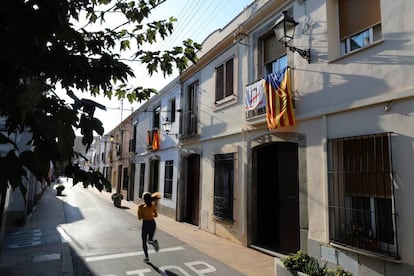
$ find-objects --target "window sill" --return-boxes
[246,114,267,125]
[330,242,401,263]
[214,95,238,111]
[213,216,235,224]
[328,39,384,64]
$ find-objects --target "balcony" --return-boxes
[146,129,160,151]
[180,109,198,138]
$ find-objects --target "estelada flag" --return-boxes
[264,67,295,129]
[152,129,160,150]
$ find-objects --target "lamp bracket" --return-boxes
[287,46,311,63]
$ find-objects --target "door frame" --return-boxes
[247,132,308,255]
[177,150,201,225]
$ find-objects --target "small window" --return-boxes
[269,55,288,75]
[339,0,382,55]
[153,105,160,129]
[163,160,173,199]
[215,58,234,103]
[328,133,398,258]
[169,98,176,123]
[213,153,235,221]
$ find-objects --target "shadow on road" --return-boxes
[148,262,179,276]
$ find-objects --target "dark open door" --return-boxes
[149,159,159,193]
[185,154,200,226]
[253,142,300,254]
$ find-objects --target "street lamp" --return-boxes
[162,118,178,138]
[272,10,311,63]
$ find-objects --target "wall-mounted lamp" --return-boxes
[162,118,178,138]
[273,10,311,63]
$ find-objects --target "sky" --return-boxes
[81,0,254,134]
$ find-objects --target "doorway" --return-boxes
[185,154,200,226]
[149,159,159,193]
[252,142,300,254]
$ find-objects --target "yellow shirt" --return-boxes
[138,203,157,220]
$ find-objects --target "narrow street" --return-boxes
[59,179,245,276]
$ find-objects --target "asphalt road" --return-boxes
[59,184,245,276]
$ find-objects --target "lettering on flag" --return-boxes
[245,79,265,111]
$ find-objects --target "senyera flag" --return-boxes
[264,67,295,129]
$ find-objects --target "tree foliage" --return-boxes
[0,0,201,195]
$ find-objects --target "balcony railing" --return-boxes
[180,109,197,138]
[129,138,136,153]
[246,106,266,119]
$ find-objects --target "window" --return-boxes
[122,167,128,190]
[163,160,173,199]
[339,0,382,55]
[264,36,287,75]
[169,98,176,123]
[213,153,235,221]
[215,58,234,103]
[139,163,145,198]
[129,124,137,153]
[269,55,287,75]
[328,133,398,257]
[246,55,287,119]
[153,105,160,129]
[182,81,198,137]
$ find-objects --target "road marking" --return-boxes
[32,253,61,262]
[57,225,69,243]
[8,229,42,248]
[85,246,185,262]
[126,268,152,275]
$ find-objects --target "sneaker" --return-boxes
[153,240,159,252]
[143,257,149,263]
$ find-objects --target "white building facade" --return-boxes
[132,78,181,218]
[177,0,414,275]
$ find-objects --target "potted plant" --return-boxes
[275,250,352,276]
[111,193,123,207]
[56,185,65,196]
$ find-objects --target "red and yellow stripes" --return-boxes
[264,67,295,129]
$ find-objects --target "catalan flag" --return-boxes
[264,67,295,129]
[152,129,160,150]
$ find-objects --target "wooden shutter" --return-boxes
[215,64,224,101]
[225,58,233,97]
[264,34,286,65]
[339,0,381,39]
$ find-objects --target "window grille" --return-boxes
[163,160,173,199]
[213,153,235,221]
[328,133,398,258]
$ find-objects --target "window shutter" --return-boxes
[225,59,233,97]
[339,0,381,39]
[215,64,224,101]
[264,35,286,66]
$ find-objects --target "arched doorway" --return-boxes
[252,142,300,254]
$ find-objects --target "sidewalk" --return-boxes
[90,188,275,276]
[0,182,275,276]
[0,184,73,276]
